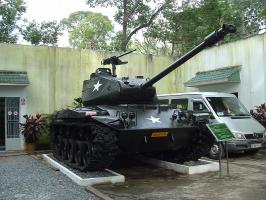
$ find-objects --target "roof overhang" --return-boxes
[184,66,241,87]
[0,71,29,86]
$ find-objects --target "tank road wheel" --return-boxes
[82,143,91,167]
[62,138,69,160]
[54,136,62,158]
[67,139,75,163]
[74,141,83,166]
[83,127,119,171]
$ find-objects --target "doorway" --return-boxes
[0,98,5,150]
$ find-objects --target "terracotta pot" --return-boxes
[25,143,36,152]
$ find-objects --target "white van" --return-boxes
[158,92,266,159]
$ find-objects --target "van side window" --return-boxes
[171,99,188,110]
[158,99,169,105]
[193,101,208,112]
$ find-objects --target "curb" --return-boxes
[42,154,125,186]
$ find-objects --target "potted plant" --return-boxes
[20,114,46,152]
[251,103,266,127]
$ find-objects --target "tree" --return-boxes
[147,0,264,57]
[61,11,113,50]
[21,20,62,46]
[0,0,26,43]
[259,8,266,18]
[40,21,62,45]
[87,0,173,51]
[20,21,42,45]
[133,29,168,55]
[230,0,265,35]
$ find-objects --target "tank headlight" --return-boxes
[233,132,246,140]
[121,112,128,120]
[129,112,136,120]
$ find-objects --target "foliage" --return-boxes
[146,0,265,57]
[20,20,62,46]
[20,114,47,144]
[133,30,168,55]
[230,0,265,35]
[86,0,173,51]
[251,103,266,127]
[0,0,26,43]
[61,11,113,50]
[259,8,266,17]
[259,8,266,18]
[35,113,52,150]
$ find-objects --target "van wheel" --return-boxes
[244,149,259,155]
[208,142,225,160]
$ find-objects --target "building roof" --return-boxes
[184,66,241,87]
[0,71,29,85]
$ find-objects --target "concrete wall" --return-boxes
[0,44,174,114]
[0,32,265,114]
[174,33,266,110]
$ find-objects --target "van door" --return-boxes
[191,98,218,122]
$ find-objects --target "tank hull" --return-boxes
[51,104,214,171]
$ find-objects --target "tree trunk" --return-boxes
[121,0,128,51]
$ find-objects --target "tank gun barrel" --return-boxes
[117,49,136,58]
[101,49,136,65]
[141,24,236,89]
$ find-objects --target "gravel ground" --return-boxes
[0,155,100,200]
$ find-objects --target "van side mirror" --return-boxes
[250,109,254,115]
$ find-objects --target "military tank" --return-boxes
[51,24,236,171]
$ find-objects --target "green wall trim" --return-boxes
[184,66,241,87]
[0,71,29,85]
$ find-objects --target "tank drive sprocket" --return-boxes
[52,122,119,171]
[171,125,214,163]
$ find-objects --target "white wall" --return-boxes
[178,33,266,110]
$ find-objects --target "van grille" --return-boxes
[245,133,263,139]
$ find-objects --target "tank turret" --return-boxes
[82,24,236,106]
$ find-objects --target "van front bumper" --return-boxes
[226,138,266,152]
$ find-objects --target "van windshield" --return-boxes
[206,97,250,117]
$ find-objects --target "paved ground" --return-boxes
[96,150,266,200]
[1,150,266,200]
[0,155,100,200]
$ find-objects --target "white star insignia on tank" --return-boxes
[147,116,161,123]
[93,81,103,92]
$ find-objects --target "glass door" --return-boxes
[5,97,21,151]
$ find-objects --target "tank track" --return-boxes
[151,125,214,163]
[50,120,119,171]
[172,125,214,163]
